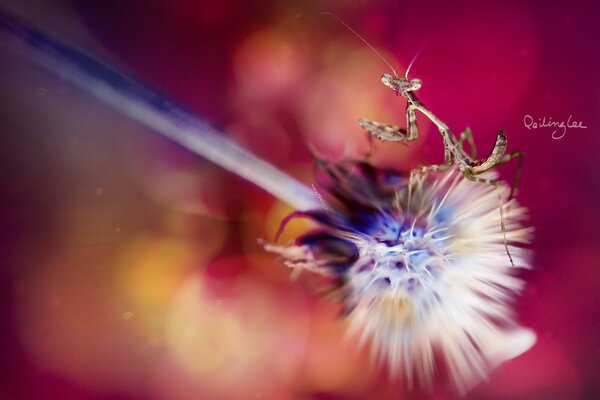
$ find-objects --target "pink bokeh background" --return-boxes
[1,0,599,399]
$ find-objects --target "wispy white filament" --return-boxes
[0,11,321,211]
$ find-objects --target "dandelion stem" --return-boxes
[0,10,320,210]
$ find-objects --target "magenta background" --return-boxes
[1,0,599,399]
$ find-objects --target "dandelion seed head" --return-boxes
[264,161,535,394]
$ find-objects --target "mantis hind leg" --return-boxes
[464,173,514,267]
[407,149,455,211]
[458,127,477,158]
[408,129,455,188]
[492,149,523,199]
[410,154,454,180]
[410,142,455,180]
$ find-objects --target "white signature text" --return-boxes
[523,114,587,140]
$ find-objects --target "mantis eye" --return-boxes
[381,73,394,86]
[410,79,422,91]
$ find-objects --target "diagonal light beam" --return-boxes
[0,9,320,211]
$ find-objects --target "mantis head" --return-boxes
[381,73,422,95]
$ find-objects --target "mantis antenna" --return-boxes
[404,40,430,79]
[320,12,398,77]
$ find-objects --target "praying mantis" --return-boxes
[359,72,523,266]
[359,73,523,199]
[321,12,524,265]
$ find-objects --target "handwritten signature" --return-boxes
[523,114,587,140]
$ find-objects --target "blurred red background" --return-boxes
[0,0,599,399]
